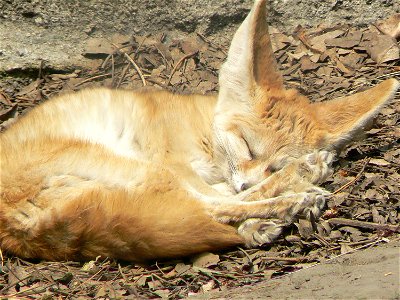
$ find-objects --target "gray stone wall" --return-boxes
[0,0,398,71]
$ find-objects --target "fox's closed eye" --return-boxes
[266,165,278,173]
[265,165,280,175]
[265,157,291,174]
[241,137,254,160]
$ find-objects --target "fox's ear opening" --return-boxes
[314,78,399,150]
[217,0,283,111]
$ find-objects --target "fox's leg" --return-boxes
[208,191,326,223]
[226,151,333,247]
[0,172,245,261]
[236,150,334,202]
[218,191,326,247]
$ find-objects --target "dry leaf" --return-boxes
[15,79,43,97]
[325,31,363,49]
[375,14,400,39]
[363,32,399,63]
[0,104,18,122]
[309,29,344,52]
[297,219,314,240]
[369,158,390,166]
[300,56,319,71]
[192,252,220,268]
[7,264,28,288]
[200,280,215,293]
[340,244,354,254]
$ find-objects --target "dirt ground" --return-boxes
[195,240,400,299]
[0,5,399,299]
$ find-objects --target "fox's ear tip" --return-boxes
[387,78,400,89]
[253,0,267,8]
[380,78,400,91]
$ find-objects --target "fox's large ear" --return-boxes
[217,0,283,110]
[315,78,399,150]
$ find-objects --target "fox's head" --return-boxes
[213,0,399,193]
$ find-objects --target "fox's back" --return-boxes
[1,88,217,162]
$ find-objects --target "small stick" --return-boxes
[75,73,112,87]
[111,54,115,84]
[333,158,370,194]
[262,256,310,263]
[116,64,130,88]
[327,218,400,233]
[327,237,380,251]
[123,52,147,86]
[237,247,253,267]
[0,248,3,267]
[118,264,128,282]
[197,269,222,289]
[5,283,54,297]
[312,233,331,247]
[109,42,147,87]
[196,32,227,55]
[295,27,323,54]
[168,51,198,85]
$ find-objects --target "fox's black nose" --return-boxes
[240,183,249,191]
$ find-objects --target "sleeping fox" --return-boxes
[0,0,398,262]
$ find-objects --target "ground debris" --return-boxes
[0,16,399,299]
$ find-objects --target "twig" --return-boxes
[130,265,174,276]
[108,41,147,87]
[327,237,381,251]
[312,233,331,247]
[5,283,55,297]
[197,269,222,289]
[237,247,253,267]
[168,51,198,85]
[66,260,110,296]
[116,64,130,88]
[376,71,400,79]
[134,36,147,57]
[101,43,133,69]
[0,248,3,268]
[262,256,310,263]
[327,218,400,233]
[111,54,115,84]
[118,264,128,282]
[123,52,147,86]
[333,158,370,194]
[294,26,323,54]
[196,32,227,56]
[155,262,167,276]
[74,73,112,87]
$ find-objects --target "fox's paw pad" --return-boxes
[299,151,335,184]
[293,192,327,220]
[306,150,334,166]
[238,218,285,247]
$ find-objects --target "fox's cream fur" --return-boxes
[0,0,399,262]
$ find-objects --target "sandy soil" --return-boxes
[195,240,400,300]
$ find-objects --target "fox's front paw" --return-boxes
[291,190,328,221]
[296,151,334,185]
[238,218,285,247]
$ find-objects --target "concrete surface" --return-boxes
[0,0,399,72]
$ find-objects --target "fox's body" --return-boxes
[1,0,399,262]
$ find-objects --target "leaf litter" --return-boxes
[0,14,399,299]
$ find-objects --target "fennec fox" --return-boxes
[0,0,398,262]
